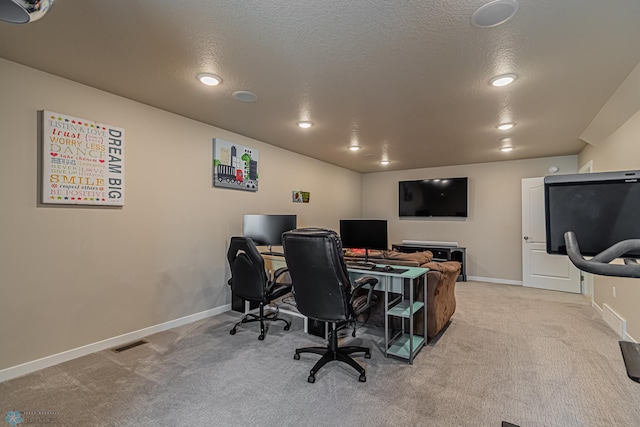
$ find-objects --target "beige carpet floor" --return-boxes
[1,281,639,426]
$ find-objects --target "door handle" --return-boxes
[523,236,529,241]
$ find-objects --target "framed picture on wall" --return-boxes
[212,138,259,192]
[42,110,125,206]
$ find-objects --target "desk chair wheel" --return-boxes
[258,334,265,341]
[308,374,315,383]
[364,352,371,359]
[229,328,236,335]
[284,324,290,331]
[294,352,300,360]
[359,373,366,383]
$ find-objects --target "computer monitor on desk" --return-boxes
[339,219,388,264]
[243,214,297,256]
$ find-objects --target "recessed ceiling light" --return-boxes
[500,137,513,143]
[497,122,515,130]
[197,73,222,86]
[380,160,390,165]
[349,145,361,151]
[500,146,513,152]
[297,121,313,129]
[490,73,517,87]
[232,91,257,102]
[471,0,519,28]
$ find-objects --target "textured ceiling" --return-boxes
[1,0,640,173]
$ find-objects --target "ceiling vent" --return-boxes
[0,0,55,24]
[233,91,258,103]
[471,0,519,28]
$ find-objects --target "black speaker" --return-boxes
[450,248,463,263]
[450,248,466,281]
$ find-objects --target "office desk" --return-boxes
[262,255,428,364]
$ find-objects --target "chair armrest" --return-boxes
[267,267,293,296]
[353,275,378,290]
[272,266,289,281]
[351,275,378,315]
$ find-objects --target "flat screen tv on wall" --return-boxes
[399,178,468,218]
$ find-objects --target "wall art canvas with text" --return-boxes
[42,110,125,206]
[212,138,259,191]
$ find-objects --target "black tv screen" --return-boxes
[399,178,468,217]
[339,219,388,251]
[242,214,297,247]
[545,170,640,257]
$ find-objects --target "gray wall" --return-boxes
[362,156,578,283]
[0,58,362,372]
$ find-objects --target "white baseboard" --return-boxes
[466,276,522,286]
[0,304,231,383]
[592,300,636,342]
[602,303,627,339]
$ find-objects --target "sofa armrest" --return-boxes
[418,261,461,339]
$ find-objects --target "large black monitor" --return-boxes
[399,177,468,217]
[544,170,640,258]
[339,219,388,263]
[242,214,297,254]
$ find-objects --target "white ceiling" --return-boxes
[1,0,640,173]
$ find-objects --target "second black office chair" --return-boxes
[282,228,378,383]
[227,236,292,340]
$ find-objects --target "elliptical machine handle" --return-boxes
[564,231,640,278]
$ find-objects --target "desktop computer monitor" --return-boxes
[242,214,297,253]
[339,219,388,263]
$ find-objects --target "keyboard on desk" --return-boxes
[345,262,376,270]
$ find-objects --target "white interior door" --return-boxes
[522,177,581,293]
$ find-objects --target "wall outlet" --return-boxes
[613,286,617,298]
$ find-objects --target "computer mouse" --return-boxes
[383,265,393,272]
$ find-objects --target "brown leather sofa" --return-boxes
[344,249,461,341]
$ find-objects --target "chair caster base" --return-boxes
[364,352,371,359]
[308,375,315,383]
[229,329,236,335]
[294,353,300,360]
[359,374,366,382]
[284,324,290,331]
[258,334,265,340]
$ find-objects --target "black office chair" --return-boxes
[282,228,378,383]
[227,236,292,340]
